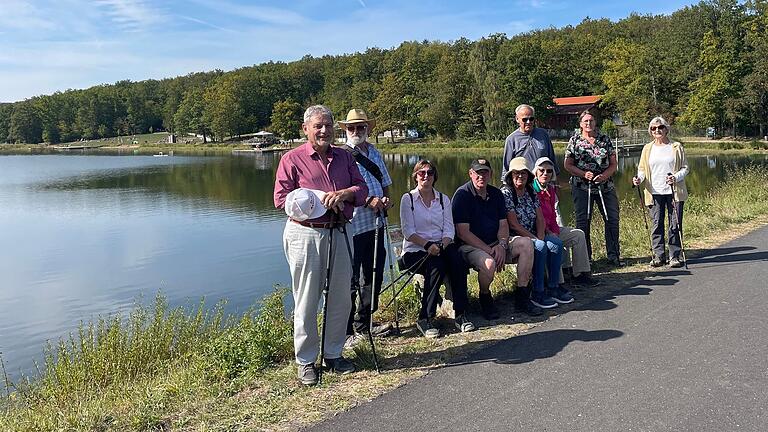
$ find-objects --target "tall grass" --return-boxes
[0,289,292,430]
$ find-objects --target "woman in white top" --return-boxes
[400,160,474,338]
[632,116,689,268]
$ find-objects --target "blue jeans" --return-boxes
[532,235,563,293]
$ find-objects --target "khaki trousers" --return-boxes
[283,220,352,365]
[558,226,591,283]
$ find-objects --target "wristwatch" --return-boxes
[499,239,508,250]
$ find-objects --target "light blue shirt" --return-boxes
[349,143,392,236]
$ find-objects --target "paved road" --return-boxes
[309,225,768,431]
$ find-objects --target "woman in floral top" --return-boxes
[564,110,622,266]
[501,157,571,309]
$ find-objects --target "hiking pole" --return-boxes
[382,211,400,333]
[586,178,592,220]
[318,212,336,386]
[667,173,689,269]
[367,212,382,373]
[633,183,655,260]
[339,221,380,373]
[597,183,620,264]
[380,253,431,309]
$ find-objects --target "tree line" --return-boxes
[1,0,766,145]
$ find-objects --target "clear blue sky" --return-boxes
[1,0,698,102]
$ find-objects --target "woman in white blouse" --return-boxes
[632,116,689,268]
[400,160,475,338]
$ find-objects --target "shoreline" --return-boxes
[2,154,768,431]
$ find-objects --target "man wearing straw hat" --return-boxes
[338,109,395,347]
[274,105,368,386]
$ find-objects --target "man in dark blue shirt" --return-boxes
[452,158,537,320]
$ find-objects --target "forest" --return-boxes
[0,0,766,144]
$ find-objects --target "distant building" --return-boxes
[546,95,603,137]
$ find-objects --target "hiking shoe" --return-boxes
[370,322,394,337]
[322,356,355,374]
[298,363,318,386]
[551,286,574,304]
[479,294,500,320]
[523,300,544,316]
[572,272,600,287]
[607,257,626,267]
[344,333,367,350]
[454,314,476,332]
[416,318,440,338]
[669,258,684,268]
[530,292,558,309]
[650,257,665,267]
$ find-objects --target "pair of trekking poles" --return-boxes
[318,210,412,384]
[586,179,619,265]
[633,173,688,269]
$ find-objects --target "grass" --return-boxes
[2,167,768,431]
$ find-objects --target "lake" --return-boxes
[1,149,766,379]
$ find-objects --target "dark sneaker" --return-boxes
[416,318,440,338]
[454,314,476,332]
[650,257,665,267]
[572,272,600,287]
[669,258,684,268]
[479,294,500,320]
[524,300,544,316]
[530,292,558,309]
[607,257,626,267]
[551,286,574,304]
[298,363,318,385]
[323,356,355,374]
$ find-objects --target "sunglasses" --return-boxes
[510,171,528,177]
[347,124,368,132]
[416,169,435,178]
[520,117,535,123]
[538,168,554,174]
[650,125,666,132]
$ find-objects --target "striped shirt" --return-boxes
[349,142,393,236]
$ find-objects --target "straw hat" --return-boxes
[504,157,533,183]
[338,109,376,129]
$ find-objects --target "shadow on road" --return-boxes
[449,328,624,366]
[685,245,768,267]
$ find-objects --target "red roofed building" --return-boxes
[546,95,603,133]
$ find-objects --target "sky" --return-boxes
[0,0,698,103]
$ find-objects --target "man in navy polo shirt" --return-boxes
[452,158,536,320]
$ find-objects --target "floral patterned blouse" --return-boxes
[501,185,539,234]
[564,133,616,191]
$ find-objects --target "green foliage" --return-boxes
[270,99,303,141]
[0,289,295,430]
[205,288,293,380]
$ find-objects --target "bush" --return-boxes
[205,288,292,379]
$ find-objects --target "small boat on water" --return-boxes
[153,151,172,157]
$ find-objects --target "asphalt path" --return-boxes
[308,225,768,432]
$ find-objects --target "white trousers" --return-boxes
[558,226,591,283]
[283,221,352,365]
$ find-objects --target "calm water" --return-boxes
[1,150,766,378]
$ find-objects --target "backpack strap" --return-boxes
[345,145,384,186]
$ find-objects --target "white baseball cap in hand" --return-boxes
[285,188,327,221]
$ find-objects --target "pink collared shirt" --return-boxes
[399,188,454,254]
[274,141,368,222]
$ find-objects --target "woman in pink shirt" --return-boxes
[399,160,474,338]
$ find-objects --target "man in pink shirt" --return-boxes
[274,105,368,385]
